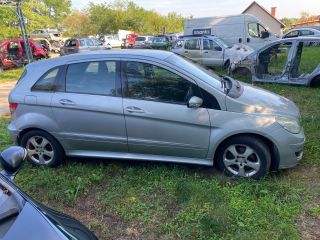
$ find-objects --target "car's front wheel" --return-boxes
[21,130,64,167]
[216,136,271,179]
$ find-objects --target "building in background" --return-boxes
[242,1,285,35]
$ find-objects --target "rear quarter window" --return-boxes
[32,67,61,92]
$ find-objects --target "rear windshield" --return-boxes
[135,37,146,41]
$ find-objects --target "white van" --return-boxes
[184,14,278,50]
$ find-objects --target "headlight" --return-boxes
[276,116,301,134]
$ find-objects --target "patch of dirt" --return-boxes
[298,210,320,240]
[60,184,157,240]
[291,165,320,240]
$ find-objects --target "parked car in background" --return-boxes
[0,39,48,70]
[282,28,320,39]
[233,37,320,87]
[150,35,171,50]
[132,36,153,49]
[172,35,253,69]
[34,38,52,53]
[60,38,111,56]
[121,33,139,48]
[0,146,98,240]
[30,29,62,42]
[184,14,278,50]
[8,50,304,179]
[99,35,122,48]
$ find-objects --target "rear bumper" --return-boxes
[7,122,19,144]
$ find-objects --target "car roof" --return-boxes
[27,50,174,68]
[289,27,320,32]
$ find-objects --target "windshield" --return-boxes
[135,37,146,41]
[153,37,167,43]
[215,38,231,48]
[167,54,222,91]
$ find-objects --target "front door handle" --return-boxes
[59,99,75,106]
[126,106,145,113]
[204,51,209,53]
[184,51,188,53]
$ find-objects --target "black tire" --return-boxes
[216,136,271,179]
[20,130,64,167]
[310,76,320,88]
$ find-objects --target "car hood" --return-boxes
[225,82,300,119]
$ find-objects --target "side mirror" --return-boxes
[215,46,222,51]
[187,96,203,108]
[0,146,27,180]
[261,31,270,39]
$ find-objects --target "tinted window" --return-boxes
[203,39,220,50]
[300,30,314,36]
[86,39,94,46]
[284,31,299,38]
[124,62,197,104]
[185,39,200,50]
[65,40,77,47]
[32,67,60,91]
[135,37,146,41]
[66,61,118,96]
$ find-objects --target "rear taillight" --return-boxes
[76,40,80,47]
[9,102,18,115]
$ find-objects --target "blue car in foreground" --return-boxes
[0,146,98,240]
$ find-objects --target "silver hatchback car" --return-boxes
[8,50,305,179]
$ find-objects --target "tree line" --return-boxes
[63,1,185,37]
[0,0,185,39]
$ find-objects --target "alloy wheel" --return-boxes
[223,144,261,177]
[25,136,55,165]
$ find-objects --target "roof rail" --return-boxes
[178,34,215,38]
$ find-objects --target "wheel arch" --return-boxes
[213,133,280,171]
[17,128,65,155]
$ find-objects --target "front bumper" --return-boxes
[277,128,305,169]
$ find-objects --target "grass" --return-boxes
[0,67,24,83]
[1,68,320,239]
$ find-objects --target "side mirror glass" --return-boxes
[0,146,27,177]
[261,31,270,39]
[187,96,203,108]
[215,46,222,51]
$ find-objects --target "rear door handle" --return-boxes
[126,106,145,113]
[59,99,75,106]
[204,51,208,53]
[184,51,188,53]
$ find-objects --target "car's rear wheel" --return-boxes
[216,136,271,179]
[21,130,64,167]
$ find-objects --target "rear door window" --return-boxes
[65,61,119,96]
[185,39,200,50]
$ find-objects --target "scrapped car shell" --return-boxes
[233,37,320,86]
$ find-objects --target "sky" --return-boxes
[71,0,320,19]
